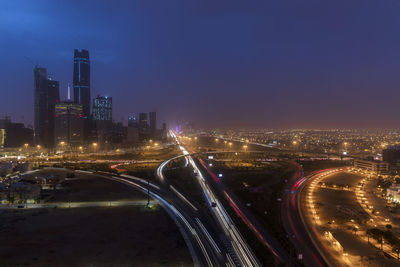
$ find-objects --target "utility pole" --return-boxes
[147,171,151,207]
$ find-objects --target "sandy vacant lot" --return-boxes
[0,173,193,267]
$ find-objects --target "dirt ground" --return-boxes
[0,172,193,267]
[310,172,399,266]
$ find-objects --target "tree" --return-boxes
[368,228,385,250]
[393,247,400,260]
[367,229,373,244]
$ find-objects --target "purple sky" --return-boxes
[1,1,400,129]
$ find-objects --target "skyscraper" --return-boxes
[128,115,138,128]
[73,49,90,117]
[149,111,157,132]
[55,101,84,146]
[93,96,112,144]
[93,96,112,121]
[34,67,60,148]
[139,113,148,130]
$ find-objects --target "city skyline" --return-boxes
[2,1,400,129]
[3,2,400,266]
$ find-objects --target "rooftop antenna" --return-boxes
[67,83,71,100]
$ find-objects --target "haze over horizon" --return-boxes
[1,0,400,129]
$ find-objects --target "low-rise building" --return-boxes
[387,184,400,203]
[0,182,41,203]
[354,159,389,174]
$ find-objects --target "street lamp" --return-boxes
[92,142,98,152]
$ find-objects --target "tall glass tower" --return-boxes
[34,67,60,148]
[73,49,90,117]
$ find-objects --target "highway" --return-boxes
[196,136,329,266]
[22,167,227,267]
[210,136,331,266]
[159,134,301,266]
[281,167,334,267]
[97,173,228,267]
[195,157,294,266]
[170,131,261,267]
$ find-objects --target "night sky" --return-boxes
[1,1,400,129]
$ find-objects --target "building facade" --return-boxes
[0,117,33,148]
[149,111,156,132]
[73,49,90,117]
[128,115,138,128]
[34,67,60,148]
[139,113,148,130]
[387,185,400,203]
[93,96,112,121]
[55,101,84,146]
[354,159,389,174]
[383,146,400,164]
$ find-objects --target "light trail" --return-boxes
[170,185,198,211]
[196,217,221,254]
[120,174,160,190]
[170,130,260,267]
[104,175,213,267]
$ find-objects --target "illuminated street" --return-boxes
[299,169,400,266]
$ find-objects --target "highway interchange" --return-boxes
[8,132,397,266]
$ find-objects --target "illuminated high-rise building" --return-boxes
[73,49,90,117]
[93,96,112,121]
[55,101,84,146]
[34,67,60,148]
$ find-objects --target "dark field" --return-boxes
[0,172,193,267]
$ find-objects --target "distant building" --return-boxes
[110,122,126,144]
[73,49,90,117]
[383,146,400,164]
[139,113,148,130]
[149,112,156,132]
[128,115,138,128]
[55,101,84,146]
[126,126,139,144]
[0,128,4,148]
[4,123,33,148]
[34,67,60,149]
[93,96,112,121]
[354,159,389,174]
[387,184,400,203]
[0,117,33,148]
[161,122,167,139]
[93,96,112,143]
